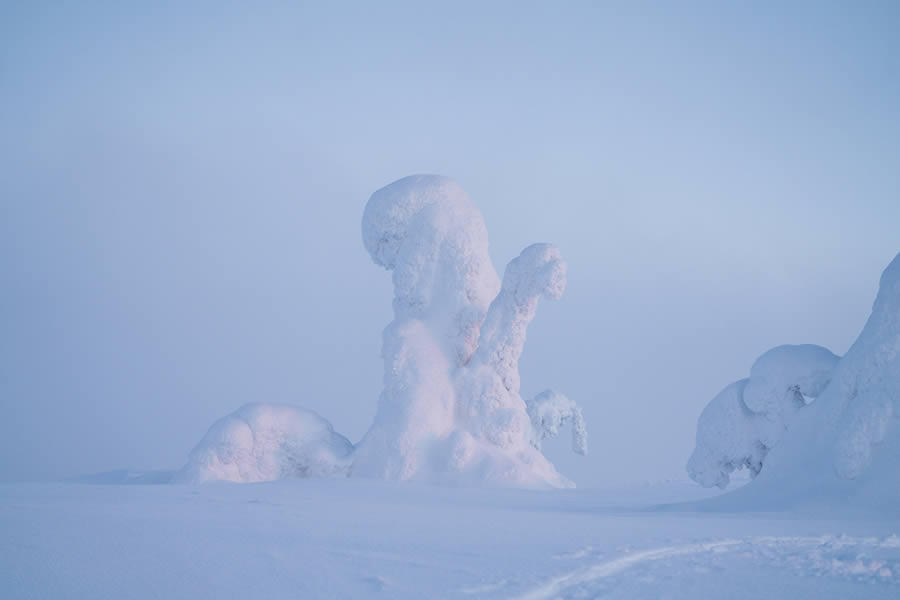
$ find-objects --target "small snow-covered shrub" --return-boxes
[176,403,353,484]
[527,390,588,455]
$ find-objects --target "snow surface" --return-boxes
[2,479,899,599]
[176,403,353,483]
[689,252,900,511]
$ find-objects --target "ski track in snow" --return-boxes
[511,540,742,600]
[510,535,900,600]
[4,482,899,599]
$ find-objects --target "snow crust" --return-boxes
[688,345,840,488]
[181,175,586,488]
[690,252,900,510]
[176,403,353,483]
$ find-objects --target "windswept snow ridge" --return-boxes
[182,175,586,488]
[176,403,353,483]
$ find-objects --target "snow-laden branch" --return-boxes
[360,174,500,365]
[830,253,900,481]
[472,243,566,395]
[687,344,840,488]
[527,390,588,455]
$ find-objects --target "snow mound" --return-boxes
[176,403,353,483]
[688,345,840,488]
[691,251,900,511]
[352,176,584,488]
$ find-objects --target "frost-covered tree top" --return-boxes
[181,175,586,488]
[690,252,900,510]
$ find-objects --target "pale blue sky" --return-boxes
[2,1,899,486]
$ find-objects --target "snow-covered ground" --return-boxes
[5,183,898,599]
[3,478,898,599]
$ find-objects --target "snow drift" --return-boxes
[689,252,900,510]
[181,175,586,487]
[176,403,353,483]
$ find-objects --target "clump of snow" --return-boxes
[743,345,840,420]
[527,390,588,455]
[176,403,353,483]
[360,174,500,366]
[687,345,840,488]
[353,175,584,488]
[688,379,764,489]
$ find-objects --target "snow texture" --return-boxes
[176,403,353,483]
[5,480,900,600]
[692,251,900,510]
[527,390,588,455]
[353,175,584,487]
[688,345,840,488]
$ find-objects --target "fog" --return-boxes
[2,1,899,487]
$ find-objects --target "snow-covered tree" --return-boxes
[687,345,840,488]
[353,175,586,487]
[176,403,353,483]
[826,253,900,482]
[689,252,900,510]
[181,175,587,488]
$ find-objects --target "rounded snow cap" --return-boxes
[361,174,472,269]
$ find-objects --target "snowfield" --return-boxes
[2,478,899,599]
[5,177,897,599]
